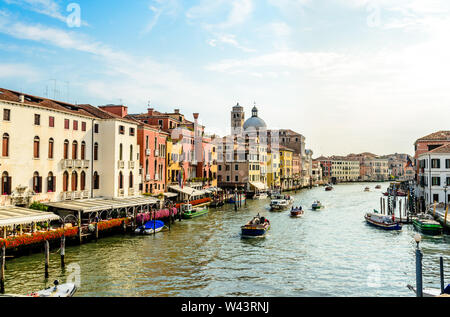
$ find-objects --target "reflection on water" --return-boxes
[3,183,450,297]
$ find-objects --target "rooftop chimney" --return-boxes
[174,109,180,114]
[148,108,154,116]
[193,113,199,120]
[19,94,25,103]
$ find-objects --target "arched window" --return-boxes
[33,171,42,193]
[63,140,69,159]
[63,171,69,192]
[145,159,149,175]
[94,143,98,161]
[33,136,40,159]
[47,172,55,193]
[71,171,78,191]
[2,133,9,157]
[130,145,133,161]
[48,138,54,159]
[119,172,123,189]
[72,141,78,159]
[1,172,11,195]
[129,171,133,188]
[119,143,123,161]
[80,171,86,191]
[93,172,100,190]
[81,141,86,160]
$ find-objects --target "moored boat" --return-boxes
[5,281,79,298]
[181,204,209,219]
[290,206,304,217]
[375,185,381,189]
[312,201,323,210]
[253,192,268,200]
[364,187,370,192]
[364,211,402,230]
[412,214,443,235]
[325,186,333,191]
[241,214,270,238]
[135,220,165,235]
[407,284,450,297]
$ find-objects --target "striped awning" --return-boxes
[0,207,60,227]
[250,182,268,190]
[169,185,206,197]
[44,197,159,213]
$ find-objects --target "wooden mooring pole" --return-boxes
[1,245,5,294]
[44,240,50,279]
[60,235,65,269]
[440,257,445,295]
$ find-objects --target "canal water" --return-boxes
[4,183,450,297]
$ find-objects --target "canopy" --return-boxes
[169,185,205,197]
[0,206,60,227]
[250,182,268,190]
[163,192,178,198]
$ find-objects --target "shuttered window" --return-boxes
[2,133,9,157]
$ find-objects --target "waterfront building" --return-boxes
[166,138,182,186]
[266,144,281,189]
[416,144,450,207]
[362,157,390,181]
[0,88,140,207]
[279,146,294,190]
[317,156,359,183]
[311,160,323,184]
[292,153,301,189]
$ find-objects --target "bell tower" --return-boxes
[231,102,245,135]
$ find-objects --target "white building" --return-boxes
[0,88,139,207]
[417,144,450,207]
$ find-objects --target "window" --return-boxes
[2,133,9,157]
[33,136,40,158]
[63,171,69,192]
[33,172,42,193]
[129,172,133,188]
[48,138,54,159]
[93,172,100,189]
[64,119,70,129]
[49,116,55,127]
[80,171,86,191]
[446,177,450,186]
[432,177,441,186]
[431,159,440,169]
[119,125,125,135]
[433,194,440,203]
[34,114,40,125]
[158,120,163,128]
[1,172,11,195]
[119,172,124,189]
[63,140,69,159]
[73,120,78,130]
[81,142,86,160]
[3,109,10,121]
[47,172,55,193]
[130,145,133,161]
[235,175,239,182]
[94,143,99,160]
[446,159,450,169]
[130,128,135,136]
[94,124,99,133]
[71,171,78,191]
[72,141,78,159]
[119,143,123,161]
[235,164,239,171]
[81,122,86,131]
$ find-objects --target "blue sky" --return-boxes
[1,0,450,156]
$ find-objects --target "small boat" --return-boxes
[270,199,289,211]
[407,284,450,297]
[365,211,402,230]
[241,214,270,238]
[253,192,268,200]
[412,214,443,235]
[375,185,381,189]
[1,281,77,298]
[312,201,323,210]
[181,204,209,219]
[290,207,304,217]
[210,199,225,208]
[364,187,370,192]
[135,220,165,235]
[325,186,333,191]
[228,196,246,204]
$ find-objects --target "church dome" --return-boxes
[243,105,267,131]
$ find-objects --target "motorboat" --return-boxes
[135,220,165,235]
[181,204,209,219]
[290,207,304,217]
[270,199,289,211]
[241,214,270,238]
[312,201,323,210]
[253,192,268,200]
[365,211,402,230]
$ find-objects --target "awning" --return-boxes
[0,207,60,227]
[163,192,178,198]
[169,185,196,196]
[44,197,159,214]
[250,182,268,190]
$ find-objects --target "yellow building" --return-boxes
[166,139,182,186]
[267,149,281,189]
[280,146,294,190]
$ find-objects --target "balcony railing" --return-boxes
[63,191,73,201]
[82,160,90,168]
[82,190,89,199]
[128,188,135,196]
[74,159,82,168]
[118,160,125,169]
[62,159,74,169]
[145,174,151,181]
[146,148,151,156]
[73,191,81,199]
[129,161,135,169]
[118,189,125,197]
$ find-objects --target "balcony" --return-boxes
[63,191,73,201]
[128,188,135,196]
[82,160,90,168]
[155,174,160,181]
[145,174,151,182]
[118,189,125,197]
[62,159,74,169]
[128,161,135,169]
[146,148,151,156]
[73,191,81,199]
[81,190,89,199]
[118,160,125,169]
[74,159,82,168]
[155,149,160,157]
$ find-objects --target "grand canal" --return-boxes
[4,183,450,297]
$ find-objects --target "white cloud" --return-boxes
[207,33,256,52]
[0,63,40,80]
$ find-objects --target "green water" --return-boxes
[3,183,450,297]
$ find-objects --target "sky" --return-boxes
[1,0,450,157]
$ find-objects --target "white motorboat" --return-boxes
[0,281,78,297]
[270,199,289,211]
[253,193,268,200]
[407,284,447,297]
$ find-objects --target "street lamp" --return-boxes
[444,185,448,210]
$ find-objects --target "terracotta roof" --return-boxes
[416,131,450,143]
[77,104,137,124]
[0,88,96,118]
[425,143,450,154]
